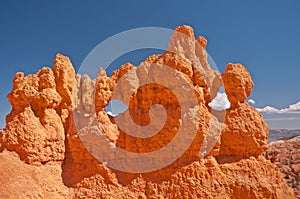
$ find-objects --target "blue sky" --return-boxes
[0,1,300,129]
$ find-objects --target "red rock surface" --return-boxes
[222,63,254,108]
[4,66,65,164]
[0,25,294,198]
[218,103,269,163]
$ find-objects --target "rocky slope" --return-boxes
[265,135,300,198]
[0,25,294,198]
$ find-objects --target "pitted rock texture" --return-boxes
[3,65,66,164]
[222,63,254,108]
[0,25,294,198]
[218,103,269,163]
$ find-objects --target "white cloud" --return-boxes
[257,101,300,114]
[248,99,256,105]
[280,101,300,113]
[105,100,128,117]
[208,93,231,111]
[106,111,117,117]
[256,106,279,114]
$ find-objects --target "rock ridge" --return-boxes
[0,25,294,198]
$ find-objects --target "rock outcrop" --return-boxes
[218,64,268,162]
[4,66,66,164]
[0,25,294,198]
[222,63,254,106]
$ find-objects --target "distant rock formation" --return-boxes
[265,135,300,198]
[269,129,300,143]
[0,25,294,198]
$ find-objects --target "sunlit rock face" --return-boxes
[0,26,294,199]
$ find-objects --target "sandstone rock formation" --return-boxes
[222,63,254,108]
[4,66,65,164]
[0,25,294,198]
[0,129,3,151]
[218,64,268,162]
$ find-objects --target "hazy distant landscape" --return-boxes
[269,129,300,143]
